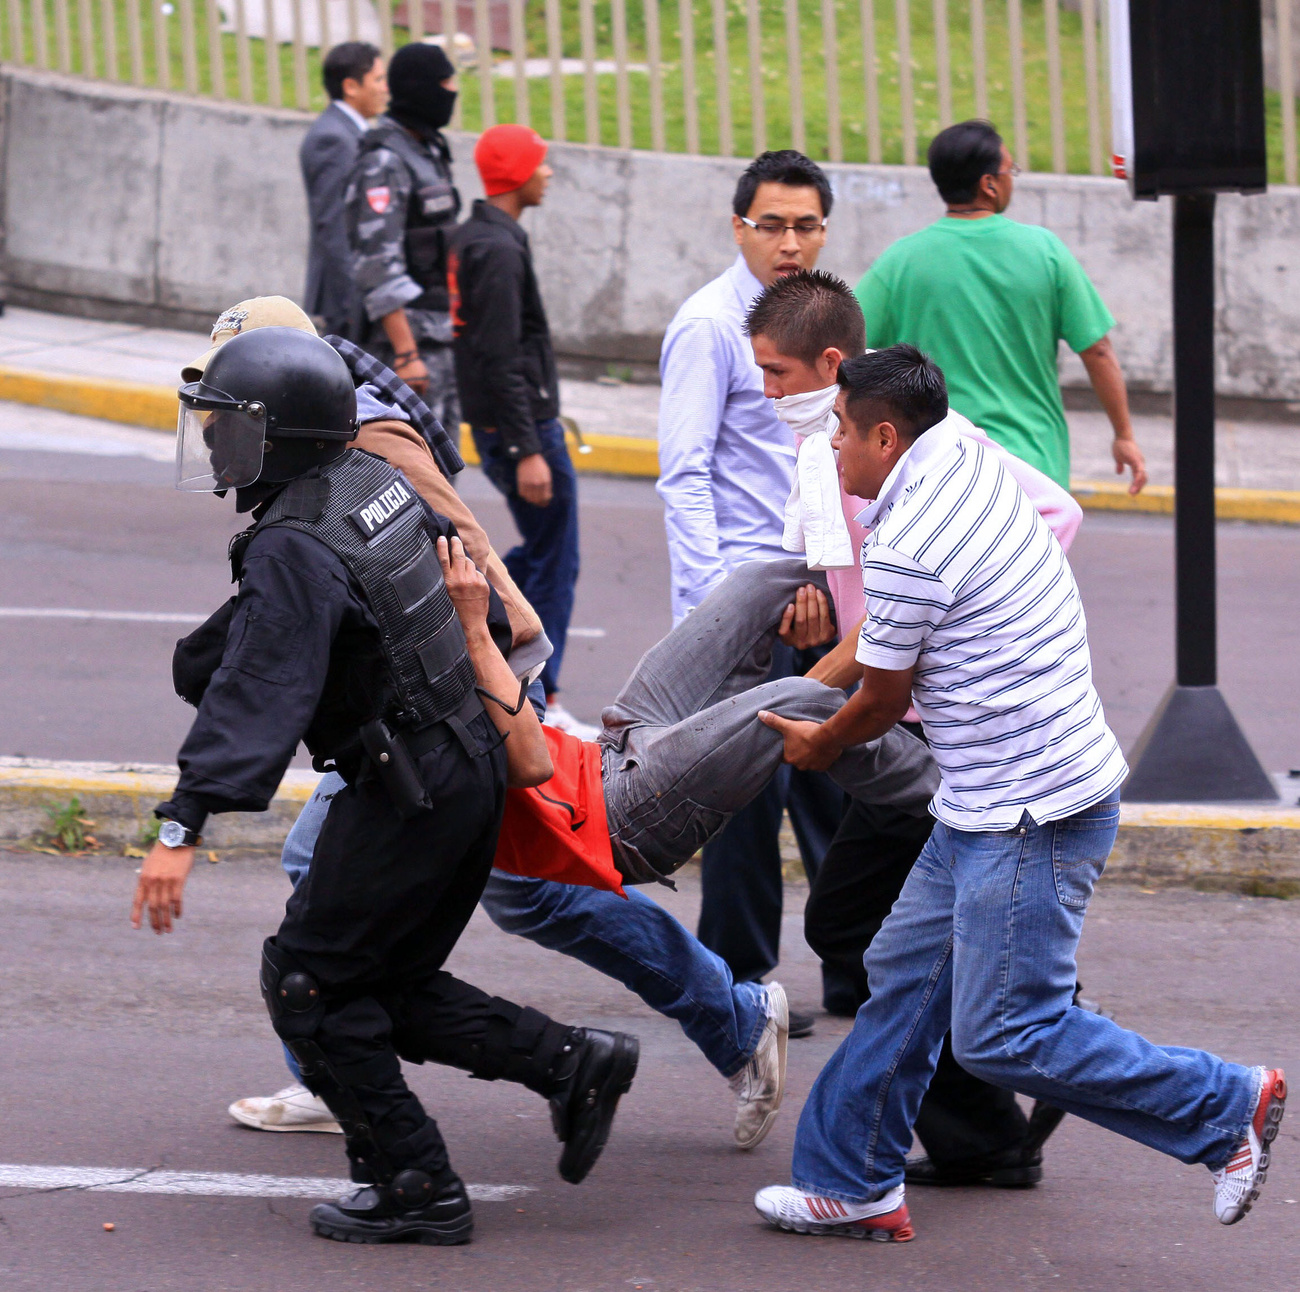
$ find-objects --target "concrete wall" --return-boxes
[5,66,1300,401]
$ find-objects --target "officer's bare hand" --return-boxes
[777,584,836,650]
[757,710,841,772]
[131,843,195,934]
[394,354,429,395]
[437,535,490,630]
[516,453,553,508]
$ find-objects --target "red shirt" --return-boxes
[493,724,626,897]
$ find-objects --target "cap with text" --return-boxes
[181,295,317,382]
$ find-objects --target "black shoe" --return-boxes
[788,1010,816,1039]
[904,1099,1067,1190]
[310,1175,473,1245]
[905,1146,1043,1189]
[550,1027,640,1184]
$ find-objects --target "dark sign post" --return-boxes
[1110,0,1278,802]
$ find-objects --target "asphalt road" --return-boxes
[2,439,1299,770]
[1,849,1297,1292]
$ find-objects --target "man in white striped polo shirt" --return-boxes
[753,346,1285,1243]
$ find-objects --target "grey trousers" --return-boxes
[599,559,940,884]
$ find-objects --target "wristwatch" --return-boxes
[158,819,202,849]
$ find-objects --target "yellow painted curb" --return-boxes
[0,364,177,431]
[1120,802,1300,830]
[1069,479,1300,524]
[458,422,659,478]
[0,762,319,804]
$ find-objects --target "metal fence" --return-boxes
[2,0,1297,181]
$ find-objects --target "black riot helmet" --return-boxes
[175,327,359,492]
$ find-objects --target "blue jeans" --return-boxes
[280,772,766,1081]
[792,794,1258,1203]
[479,870,766,1077]
[471,417,579,697]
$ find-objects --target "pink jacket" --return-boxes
[796,412,1083,640]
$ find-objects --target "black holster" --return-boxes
[360,717,433,820]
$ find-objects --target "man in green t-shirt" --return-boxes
[854,120,1146,492]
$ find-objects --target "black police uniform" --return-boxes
[161,328,637,1245]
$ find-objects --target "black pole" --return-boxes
[1122,194,1276,802]
[1171,194,1218,687]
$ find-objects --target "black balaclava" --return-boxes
[387,42,458,134]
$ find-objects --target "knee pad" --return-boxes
[260,941,407,1185]
[260,939,327,1042]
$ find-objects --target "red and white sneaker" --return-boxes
[754,1184,914,1242]
[1211,1067,1286,1225]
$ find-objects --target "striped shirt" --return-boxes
[853,415,1127,830]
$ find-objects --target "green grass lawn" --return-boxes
[5,0,1298,182]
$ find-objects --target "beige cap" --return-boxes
[182,296,318,383]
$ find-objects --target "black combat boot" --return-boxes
[548,1027,640,1184]
[310,1170,473,1245]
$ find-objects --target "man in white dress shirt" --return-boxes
[656,151,847,1026]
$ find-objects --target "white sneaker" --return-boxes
[228,1083,343,1134]
[754,1184,914,1242]
[1211,1067,1286,1225]
[729,982,788,1150]
[543,702,602,741]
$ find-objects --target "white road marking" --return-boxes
[0,1164,532,1201]
[566,627,607,638]
[0,607,205,624]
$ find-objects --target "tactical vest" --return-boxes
[362,120,460,313]
[256,449,477,732]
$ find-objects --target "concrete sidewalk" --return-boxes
[3,306,1300,516]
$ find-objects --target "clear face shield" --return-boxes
[175,384,270,492]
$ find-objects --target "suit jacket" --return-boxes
[300,101,366,336]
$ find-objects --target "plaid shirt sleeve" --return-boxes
[325,335,465,479]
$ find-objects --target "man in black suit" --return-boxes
[300,41,388,339]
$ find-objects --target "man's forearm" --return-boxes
[1080,338,1134,440]
[381,308,418,357]
[806,617,868,690]
[813,682,906,756]
[463,622,552,786]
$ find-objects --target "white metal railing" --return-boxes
[2,0,1296,181]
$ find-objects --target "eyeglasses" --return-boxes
[738,215,828,239]
[1000,162,1022,178]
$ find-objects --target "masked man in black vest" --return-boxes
[130,327,638,1247]
[345,41,462,432]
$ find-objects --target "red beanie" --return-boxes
[475,124,549,197]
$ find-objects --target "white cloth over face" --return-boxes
[775,385,855,571]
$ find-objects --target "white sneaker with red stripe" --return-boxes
[1211,1067,1286,1225]
[753,1184,914,1242]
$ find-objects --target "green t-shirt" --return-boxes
[854,215,1115,487]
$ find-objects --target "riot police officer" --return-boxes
[131,327,638,1247]
[345,41,462,432]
